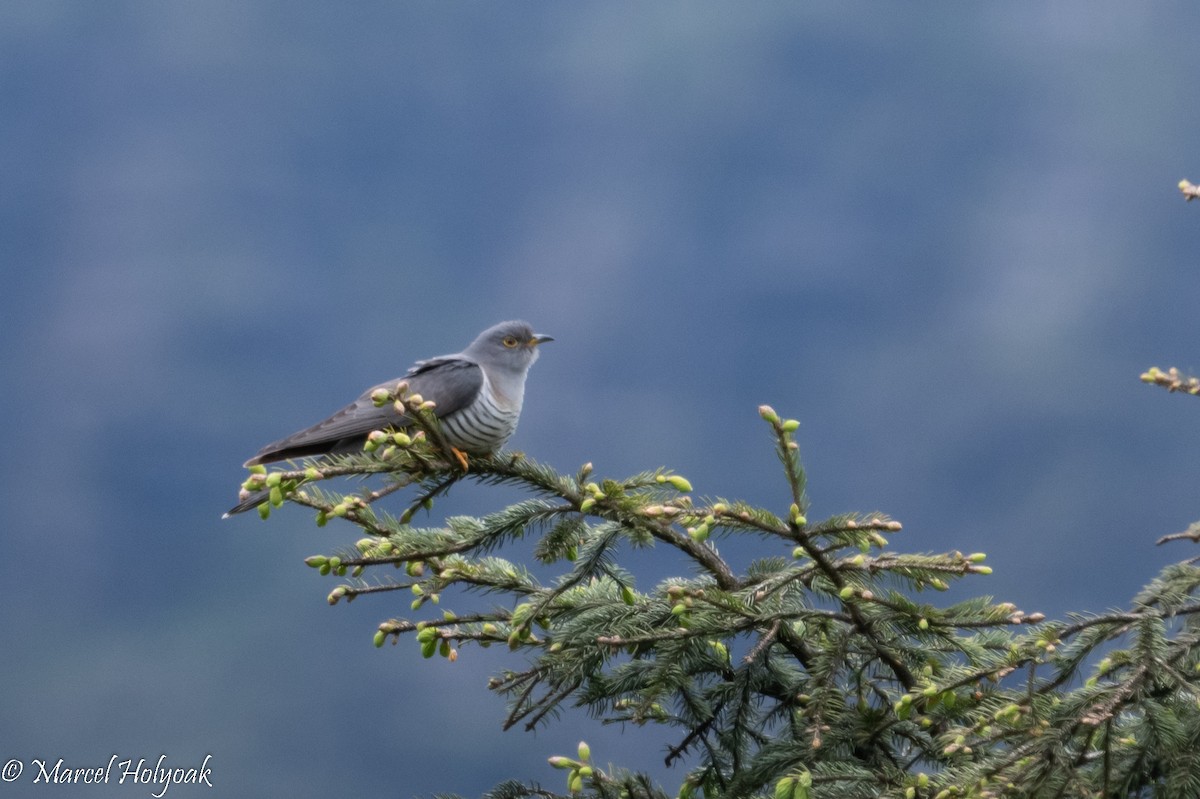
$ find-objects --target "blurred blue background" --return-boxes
[4,2,1200,795]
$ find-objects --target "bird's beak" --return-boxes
[530,334,554,346]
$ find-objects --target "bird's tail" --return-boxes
[223,489,270,519]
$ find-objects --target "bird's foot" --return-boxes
[450,446,470,472]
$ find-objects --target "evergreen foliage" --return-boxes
[237,385,1200,799]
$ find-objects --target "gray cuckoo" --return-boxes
[225,320,552,516]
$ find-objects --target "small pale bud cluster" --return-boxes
[305,554,353,578]
[687,520,711,543]
[759,406,803,450]
[666,584,697,628]
[577,480,607,515]
[548,742,595,794]
[1004,608,1044,625]
[773,770,813,799]
[329,494,367,519]
[655,473,694,493]
[708,639,729,663]
[1142,365,1200,395]
[242,468,308,518]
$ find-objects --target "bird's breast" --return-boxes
[439,378,522,454]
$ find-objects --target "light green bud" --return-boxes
[666,475,693,493]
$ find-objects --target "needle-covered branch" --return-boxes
[236,402,1200,799]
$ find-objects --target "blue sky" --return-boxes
[4,3,1200,795]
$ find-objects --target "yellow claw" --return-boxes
[451,446,470,472]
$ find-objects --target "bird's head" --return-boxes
[466,320,554,373]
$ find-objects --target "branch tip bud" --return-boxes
[666,475,693,493]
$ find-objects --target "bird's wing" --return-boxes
[244,357,483,466]
[404,356,485,417]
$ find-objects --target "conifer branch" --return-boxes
[236,397,1200,799]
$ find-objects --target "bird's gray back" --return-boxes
[244,357,484,466]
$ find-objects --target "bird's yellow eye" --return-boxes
[502,336,519,348]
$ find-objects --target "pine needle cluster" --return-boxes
[237,395,1200,799]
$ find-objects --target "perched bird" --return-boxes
[224,320,552,517]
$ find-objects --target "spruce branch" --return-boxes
[236,397,1200,798]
